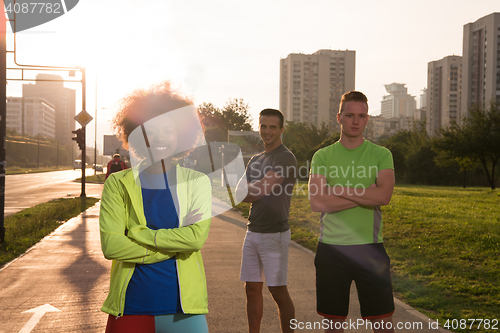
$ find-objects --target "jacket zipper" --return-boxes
[175,259,183,313]
[118,267,134,317]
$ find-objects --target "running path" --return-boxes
[0,203,109,333]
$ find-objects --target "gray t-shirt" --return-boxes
[246,144,297,233]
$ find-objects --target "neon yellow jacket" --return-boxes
[99,164,212,316]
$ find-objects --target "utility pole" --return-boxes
[81,68,86,197]
[72,68,90,198]
[94,77,97,176]
[81,126,86,197]
[0,0,6,243]
[72,127,86,197]
[37,134,40,169]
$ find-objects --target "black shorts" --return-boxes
[315,242,395,320]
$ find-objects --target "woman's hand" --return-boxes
[185,208,204,226]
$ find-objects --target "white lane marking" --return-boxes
[19,304,61,333]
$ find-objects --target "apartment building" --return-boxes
[23,74,76,145]
[414,88,428,125]
[364,115,415,143]
[427,55,462,135]
[279,49,355,129]
[380,83,416,119]
[461,12,500,114]
[6,97,22,134]
[7,97,56,138]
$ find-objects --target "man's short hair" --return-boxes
[259,108,284,128]
[338,91,369,114]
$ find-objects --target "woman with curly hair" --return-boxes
[99,82,211,333]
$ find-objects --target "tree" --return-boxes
[221,98,252,132]
[379,123,432,184]
[198,98,253,142]
[433,101,500,190]
[306,132,341,162]
[379,130,411,183]
[378,122,462,185]
[282,121,331,162]
[198,102,227,142]
[433,143,478,188]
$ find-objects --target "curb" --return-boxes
[0,201,101,273]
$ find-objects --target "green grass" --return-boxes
[384,186,500,331]
[0,197,99,267]
[234,183,500,332]
[74,173,106,183]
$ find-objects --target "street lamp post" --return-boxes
[94,77,97,176]
[0,7,6,243]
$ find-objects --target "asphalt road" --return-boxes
[4,169,105,216]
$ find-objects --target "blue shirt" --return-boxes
[124,171,182,315]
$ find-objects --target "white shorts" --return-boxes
[239,229,291,287]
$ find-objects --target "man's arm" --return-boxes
[235,170,284,203]
[308,173,359,213]
[334,168,395,206]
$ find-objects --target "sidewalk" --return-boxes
[0,202,110,333]
[0,201,449,332]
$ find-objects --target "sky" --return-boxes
[5,0,499,153]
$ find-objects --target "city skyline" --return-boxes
[4,0,499,152]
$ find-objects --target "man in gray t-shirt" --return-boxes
[235,109,297,333]
[246,144,297,233]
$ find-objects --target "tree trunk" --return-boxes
[491,158,497,190]
[479,156,496,190]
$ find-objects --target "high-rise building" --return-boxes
[6,97,22,134]
[426,55,462,135]
[279,49,355,129]
[380,83,416,119]
[413,88,428,125]
[420,88,427,109]
[364,116,400,143]
[462,12,500,114]
[22,74,76,145]
[7,96,56,138]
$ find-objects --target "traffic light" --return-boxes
[72,128,85,150]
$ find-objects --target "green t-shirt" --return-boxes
[310,140,394,245]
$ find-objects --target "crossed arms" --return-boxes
[235,170,284,203]
[234,164,395,211]
[308,168,395,213]
[99,174,211,264]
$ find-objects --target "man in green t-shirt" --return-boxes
[308,91,396,332]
